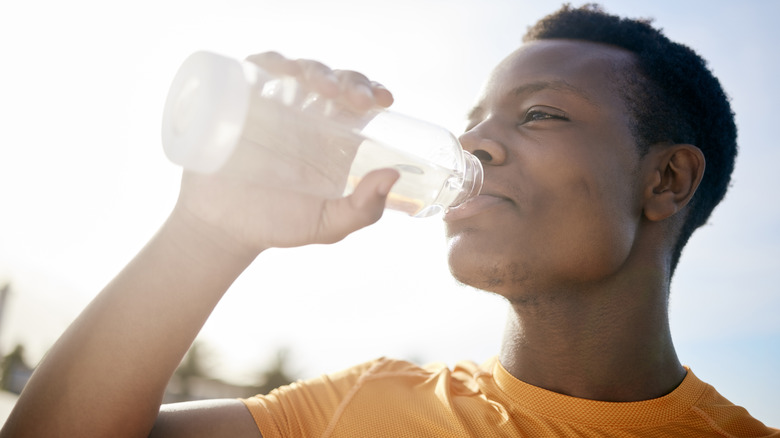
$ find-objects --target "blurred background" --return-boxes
[1,0,778,426]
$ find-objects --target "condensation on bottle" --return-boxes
[161,51,483,217]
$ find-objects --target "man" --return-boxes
[2,4,776,437]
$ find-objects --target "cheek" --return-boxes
[525,159,640,282]
[559,206,638,282]
[556,173,640,280]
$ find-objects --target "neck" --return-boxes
[498,269,685,402]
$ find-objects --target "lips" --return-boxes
[443,194,509,222]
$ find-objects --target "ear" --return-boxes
[643,144,705,222]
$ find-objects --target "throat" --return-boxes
[498,289,685,402]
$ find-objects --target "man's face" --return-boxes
[445,40,647,297]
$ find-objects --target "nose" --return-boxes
[458,128,507,166]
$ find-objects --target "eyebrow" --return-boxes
[513,80,593,101]
[466,80,596,122]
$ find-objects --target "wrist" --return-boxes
[164,203,263,271]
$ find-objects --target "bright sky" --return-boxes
[1,0,778,426]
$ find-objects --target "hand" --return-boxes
[171,52,400,258]
[245,51,394,111]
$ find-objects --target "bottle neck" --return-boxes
[451,150,483,207]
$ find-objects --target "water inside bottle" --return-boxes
[238,76,472,217]
[345,138,464,217]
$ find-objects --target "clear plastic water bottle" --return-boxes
[161,51,483,218]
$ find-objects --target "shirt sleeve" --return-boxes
[240,358,382,438]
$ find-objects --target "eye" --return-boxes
[521,106,569,124]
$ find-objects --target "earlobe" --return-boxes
[643,144,705,222]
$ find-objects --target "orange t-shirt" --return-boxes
[241,357,778,437]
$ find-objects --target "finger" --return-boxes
[244,51,302,77]
[333,70,377,112]
[316,168,400,243]
[370,81,394,108]
[295,59,341,98]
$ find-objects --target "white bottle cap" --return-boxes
[161,51,250,173]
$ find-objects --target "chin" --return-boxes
[447,236,482,284]
[447,237,525,294]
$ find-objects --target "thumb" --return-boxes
[317,168,400,243]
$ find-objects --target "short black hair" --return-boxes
[524,3,738,272]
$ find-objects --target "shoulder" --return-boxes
[339,356,491,392]
[240,357,497,438]
[682,369,779,436]
[243,357,485,408]
[264,356,489,395]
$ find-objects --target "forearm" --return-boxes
[1,53,397,437]
[1,209,256,438]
